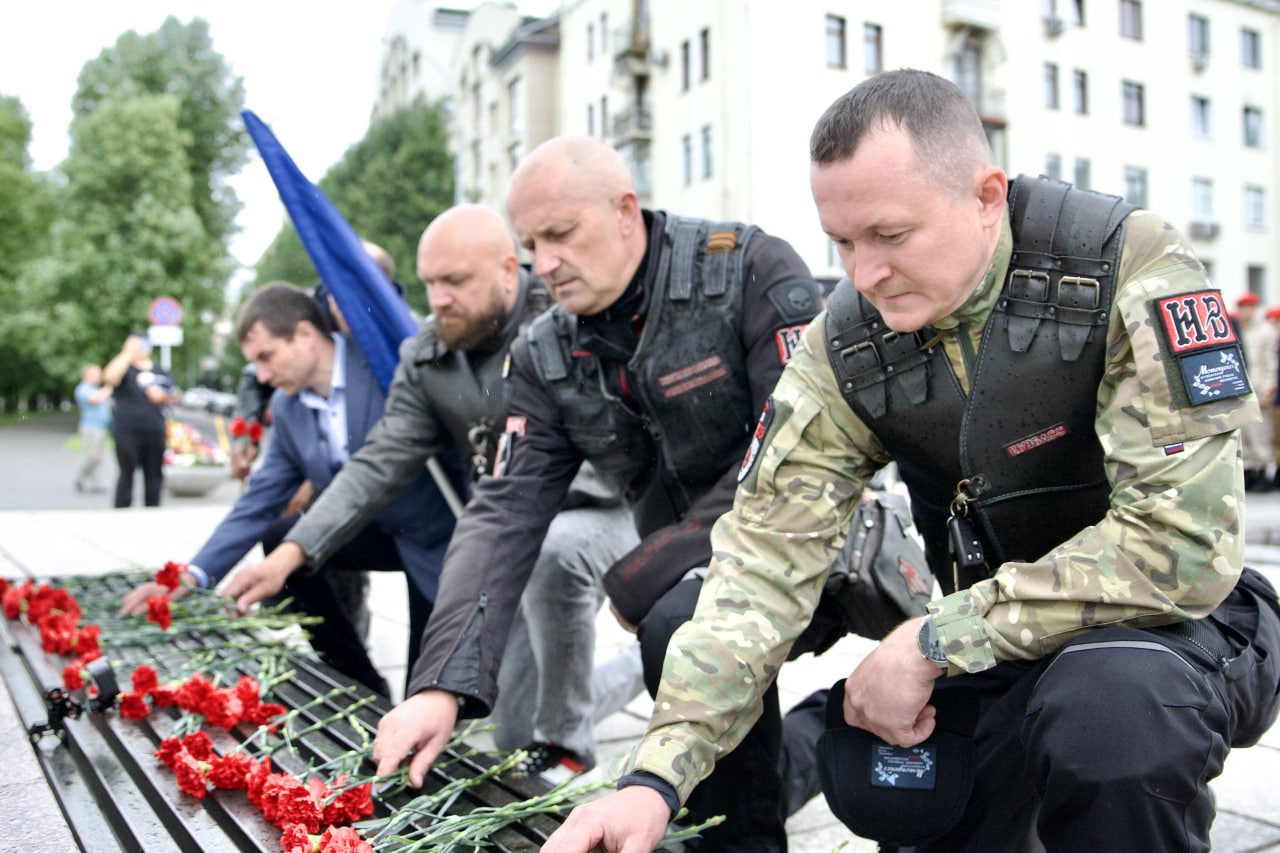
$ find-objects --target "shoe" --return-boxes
[511,741,589,783]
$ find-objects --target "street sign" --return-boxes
[148,296,183,326]
[147,325,184,347]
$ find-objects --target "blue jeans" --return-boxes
[490,504,641,764]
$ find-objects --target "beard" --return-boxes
[434,291,507,352]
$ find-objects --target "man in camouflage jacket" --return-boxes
[546,70,1280,853]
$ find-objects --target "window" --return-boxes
[701,124,713,179]
[953,38,982,106]
[508,141,523,172]
[1122,81,1145,126]
[1246,186,1266,228]
[508,76,524,133]
[1190,96,1211,138]
[681,134,693,186]
[1044,63,1059,109]
[600,96,608,139]
[864,23,883,74]
[1123,166,1148,207]
[1074,158,1091,190]
[1192,177,1214,222]
[587,103,595,137]
[1073,69,1088,114]
[1070,0,1085,26]
[588,22,595,62]
[1045,152,1062,180]
[1120,0,1142,40]
[1248,265,1266,296]
[1242,27,1261,69]
[681,40,691,91]
[700,27,710,81]
[1188,14,1209,60]
[826,15,847,69]
[601,13,608,57]
[1244,107,1263,148]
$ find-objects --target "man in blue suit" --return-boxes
[120,282,463,696]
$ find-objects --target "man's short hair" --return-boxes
[235,281,328,343]
[810,69,992,195]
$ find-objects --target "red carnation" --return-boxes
[324,781,374,825]
[156,561,185,592]
[246,702,287,728]
[248,421,264,443]
[207,752,255,790]
[62,659,86,691]
[151,686,178,707]
[72,624,101,657]
[317,826,372,853]
[0,578,8,596]
[234,675,262,709]
[200,689,245,730]
[280,822,315,853]
[130,664,159,694]
[145,595,172,631]
[172,752,209,800]
[246,757,273,809]
[176,674,215,712]
[229,417,248,438]
[155,737,185,768]
[2,587,23,619]
[181,731,214,761]
[119,690,150,720]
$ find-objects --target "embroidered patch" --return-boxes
[767,279,822,323]
[775,325,806,365]
[1163,442,1185,456]
[870,743,937,790]
[1178,345,1252,405]
[491,416,527,477]
[737,398,775,483]
[899,558,932,598]
[1004,422,1069,458]
[1155,290,1236,354]
[658,355,728,399]
[504,416,527,436]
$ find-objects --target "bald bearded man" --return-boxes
[225,207,639,758]
[370,137,821,850]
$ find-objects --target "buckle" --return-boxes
[1057,276,1100,309]
[839,341,881,374]
[1009,269,1050,301]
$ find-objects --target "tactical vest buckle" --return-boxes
[1009,269,1050,302]
[1057,276,1101,309]
[837,340,881,376]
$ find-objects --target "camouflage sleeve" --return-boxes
[624,320,889,804]
[932,211,1259,673]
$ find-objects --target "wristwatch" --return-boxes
[917,616,948,670]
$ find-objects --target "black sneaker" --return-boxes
[512,741,589,783]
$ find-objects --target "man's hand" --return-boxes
[371,690,460,788]
[842,616,944,747]
[541,786,671,853]
[282,480,314,516]
[229,443,259,481]
[119,580,190,617]
[221,541,307,615]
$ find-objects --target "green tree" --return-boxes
[254,98,456,315]
[73,16,248,246]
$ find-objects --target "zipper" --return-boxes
[957,322,978,385]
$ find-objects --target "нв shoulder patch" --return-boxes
[1151,290,1250,405]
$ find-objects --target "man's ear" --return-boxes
[616,191,642,235]
[975,167,1008,228]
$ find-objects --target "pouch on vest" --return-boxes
[817,679,978,846]
[792,491,935,658]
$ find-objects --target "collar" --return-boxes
[930,217,1012,332]
[574,209,662,362]
[300,333,345,407]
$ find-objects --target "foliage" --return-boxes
[254,98,455,315]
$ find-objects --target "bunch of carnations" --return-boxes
[117,665,286,729]
[229,416,265,445]
[143,560,189,632]
[1,579,106,690]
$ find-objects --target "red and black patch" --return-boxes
[491,416,527,477]
[738,398,775,484]
[658,355,728,399]
[775,325,805,365]
[1155,290,1236,354]
[1004,422,1069,458]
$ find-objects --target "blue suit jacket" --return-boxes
[190,336,464,601]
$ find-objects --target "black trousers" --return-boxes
[113,423,166,507]
[261,515,433,698]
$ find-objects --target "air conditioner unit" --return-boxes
[1043,16,1065,37]
[1188,221,1220,240]
[1191,52,1209,72]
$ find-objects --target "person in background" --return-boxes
[73,363,112,494]
[1236,292,1276,491]
[104,333,180,507]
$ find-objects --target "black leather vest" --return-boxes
[825,176,1137,593]
[526,216,758,533]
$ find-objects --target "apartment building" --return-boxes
[373,0,470,121]
[384,0,1280,299]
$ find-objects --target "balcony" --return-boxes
[942,0,1002,30]
[611,105,653,143]
[1188,221,1220,241]
[613,20,661,78]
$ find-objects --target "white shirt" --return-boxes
[298,333,350,469]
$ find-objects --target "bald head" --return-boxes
[417,204,519,351]
[508,136,635,209]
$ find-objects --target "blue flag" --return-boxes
[241,109,415,392]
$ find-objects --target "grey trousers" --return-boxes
[489,504,642,764]
[77,426,108,489]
